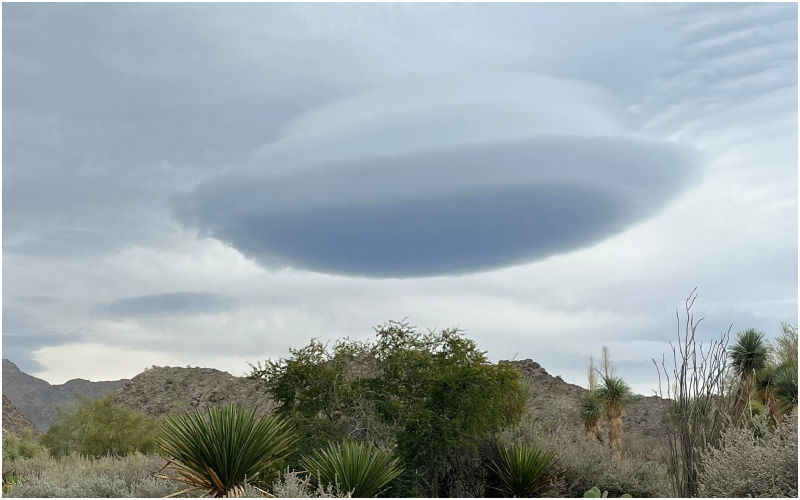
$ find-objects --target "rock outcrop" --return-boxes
[112,366,275,418]
[2,395,38,436]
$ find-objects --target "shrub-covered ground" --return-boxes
[2,320,797,498]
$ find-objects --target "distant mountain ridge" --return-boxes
[2,359,128,431]
[2,358,666,453]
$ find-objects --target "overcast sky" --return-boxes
[3,3,797,395]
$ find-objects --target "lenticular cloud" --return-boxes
[173,72,698,277]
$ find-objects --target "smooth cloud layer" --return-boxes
[97,292,236,318]
[174,74,698,277]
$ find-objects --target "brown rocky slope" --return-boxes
[507,359,667,453]
[2,395,38,436]
[112,366,275,418]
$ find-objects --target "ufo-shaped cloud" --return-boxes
[173,73,698,277]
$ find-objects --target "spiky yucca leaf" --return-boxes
[579,392,603,422]
[490,443,559,497]
[155,404,295,497]
[301,440,402,497]
[775,363,798,414]
[730,329,770,378]
[596,376,632,408]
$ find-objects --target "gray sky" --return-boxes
[3,3,797,395]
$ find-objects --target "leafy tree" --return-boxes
[251,320,526,496]
[2,428,46,461]
[40,394,158,458]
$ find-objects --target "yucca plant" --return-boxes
[301,440,402,497]
[155,404,296,497]
[490,443,559,497]
[596,376,632,459]
[774,363,798,414]
[729,329,770,425]
[579,391,604,442]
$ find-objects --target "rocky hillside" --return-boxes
[507,359,667,452]
[113,366,275,418]
[2,395,38,436]
[2,359,127,431]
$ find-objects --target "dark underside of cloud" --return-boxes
[174,136,698,278]
[216,184,636,276]
[96,292,235,318]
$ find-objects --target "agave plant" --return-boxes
[579,391,603,442]
[596,376,632,459]
[774,363,798,414]
[155,404,296,497]
[301,440,402,498]
[490,443,559,497]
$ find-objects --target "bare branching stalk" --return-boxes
[588,355,597,393]
[652,288,733,498]
[601,346,613,379]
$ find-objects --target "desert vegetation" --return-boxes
[2,295,797,498]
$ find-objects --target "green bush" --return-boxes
[584,486,632,498]
[301,440,402,497]
[40,394,158,458]
[156,404,295,497]
[251,320,526,496]
[2,429,47,461]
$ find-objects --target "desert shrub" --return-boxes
[156,403,296,497]
[698,416,798,498]
[251,320,526,496]
[301,440,402,497]
[499,418,670,498]
[2,429,47,461]
[270,469,346,498]
[40,394,158,458]
[2,452,183,497]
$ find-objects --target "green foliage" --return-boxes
[2,429,46,462]
[156,404,295,497]
[584,486,607,497]
[584,486,632,498]
[490,443,559,497]
[40,394,158,458]
[596,376,632,408]
[774,363,798,414]
[301,440,402,497]
[251,320,526,496]
[579,392,603,422]
[730,329,770,379]
[774,323,798,367]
